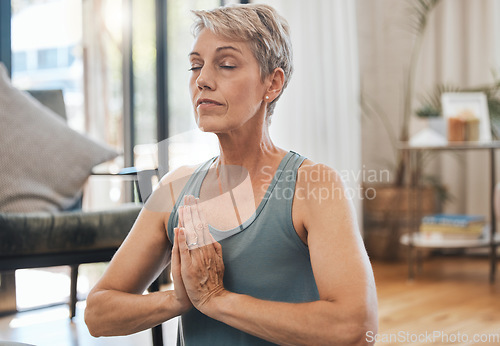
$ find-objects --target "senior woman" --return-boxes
[85,3,378,345]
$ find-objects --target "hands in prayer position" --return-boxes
[171,195,226,315]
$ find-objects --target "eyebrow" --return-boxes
[215,46,242,54]
[188,45,242,58]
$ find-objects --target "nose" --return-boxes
[196,66,215,90]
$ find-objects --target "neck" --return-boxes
[215,118,283,177]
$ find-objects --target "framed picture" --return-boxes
[441,92,491,142]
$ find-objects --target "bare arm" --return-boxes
[84,167,195,337]
[178,164,378,345]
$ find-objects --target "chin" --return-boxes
[197,124,230,134]
[196,115,234,134]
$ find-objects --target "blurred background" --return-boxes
[1,0,500,345]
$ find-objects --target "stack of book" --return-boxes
[447,110,480,142]
[420,214,486,240]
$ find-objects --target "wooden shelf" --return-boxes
[401,227,500,249]
[398,140,500,151]
[398,142,499,283]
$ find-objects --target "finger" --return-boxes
[213,241,225,274]
[183,195,190,206]
[178,206,184,228]
[177,228,192,264]
[171,228,180,270]
[183,205,199,247]
[173,227,178,251]
[208,232,223,260]
[191,199,207,246]
[172,229,185,284]
[212,236,223,257]
[195,198,213,247]
[183,205,192,228]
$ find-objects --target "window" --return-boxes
[11,0,84,131]
[37,48,58,69]
[12,51,26,71]
[167,0,220,170]
[130,0,221,173]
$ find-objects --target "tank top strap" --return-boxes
[285,150,307,180]
[261,151,307,244]
[273,150,307,192]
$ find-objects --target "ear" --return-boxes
[264,67,285,102]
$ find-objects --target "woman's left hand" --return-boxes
[177,195,226,314]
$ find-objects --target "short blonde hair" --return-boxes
[192,4,293,124]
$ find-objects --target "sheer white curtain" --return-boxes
[496,0,500,71]
[414,0,500,217]
[253,0,362,218]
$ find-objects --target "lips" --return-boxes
[197,98,223,107]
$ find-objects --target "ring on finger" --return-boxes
[188,234,198,248]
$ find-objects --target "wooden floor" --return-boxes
[0,301,179,346]
[1,256,499,345]
[373,256,500,345]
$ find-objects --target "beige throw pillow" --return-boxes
[0,63,118,212]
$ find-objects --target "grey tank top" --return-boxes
[167,151,320,345]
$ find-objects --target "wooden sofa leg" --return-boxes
[0,271,17,315]
[70,265,79,319]
[149,278,164,346]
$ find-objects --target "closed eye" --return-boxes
[188,66,202,71]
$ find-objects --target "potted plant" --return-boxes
[416,81,500,138]
[362,0,444,261]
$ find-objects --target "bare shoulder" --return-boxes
[294,158,361,251]
[296,159,345,206]
[297,158,341,179]
[292,159,349,242]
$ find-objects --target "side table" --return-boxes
[399,141,500,284]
